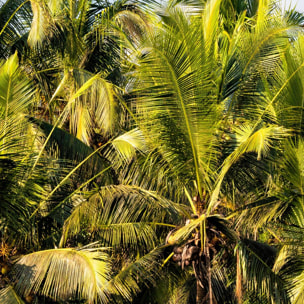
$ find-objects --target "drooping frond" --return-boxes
[29,117,113,182]
[107,128,147,165]
[13,247,111,303]
[52,69,122,145]
[272,225,304,303]
[236,196,285,233]
[0,0,32,58]
[27,0,55,47]
[30,127,149,218]
[237,238,289,303]
[60,184,183,248]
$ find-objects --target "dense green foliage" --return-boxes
[1,0,304,303]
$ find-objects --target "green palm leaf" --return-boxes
[238,238,289,304]
[60,184,182,248]
[29,117,113,182]
[134,7,221,195]
[208,123,287,213]
[109,248,164,302]
[13,247,111,303]
[0,0,31,58]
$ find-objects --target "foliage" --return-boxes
[1,0,304,303]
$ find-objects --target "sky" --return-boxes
[283,0,304,13]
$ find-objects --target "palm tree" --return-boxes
[0,18,164,302]
[121,0,301,302]
[2,0,304,303]
[0,51,116,303]
[55,0,304,303]
[234,29,304,303]
[0,1,159,302]
[1,0,151,147]
[24,0,151,146]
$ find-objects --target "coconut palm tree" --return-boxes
[0,0,152,148]
[24,0,153,146]
[0,51,114,303]
[2,0,304,303]
[0,1,162,303]
[0,47,156,303]
[124,0,303,302]
[56,0,304,303]
[233,29,304,303]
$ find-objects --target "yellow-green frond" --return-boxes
[14,248,111,303]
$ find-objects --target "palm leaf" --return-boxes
[208,123,287,213]
[276,36,304,133]
[134,8,220,195]
[109,247,164,302]
[0,0,32,58]
[0,53,49,242]
[13,247,111,303]
[29,117,113,181]
[59,69,121,144]
[60,184,183,248]
[202,0,222,54]
[237,238,289,303]
[27,0,55,47]
[0,286,25,304]
[107,128,147,164]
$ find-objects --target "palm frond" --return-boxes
[13,247,111,303]
[235,196,286,233]
[146,270,195,304]
[134,10,220,193]
[61,69,121,144]
[238,238,289,303]
[107,128,147,164]
[285,8,304,26]
[274,244,304,303]
[276,36,304,133]
[208,123,287,213]
[109,247,164,302]
[0,53,49,242]
[60,184,183,248]
[27,0,55,47]
[0,286,25,304]
[0,52,34,118]
[202,0,222,54]
[29,117,110,171]
[280,138,304,194]
[0,0,32,58]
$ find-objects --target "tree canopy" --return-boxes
[1,0,304,303]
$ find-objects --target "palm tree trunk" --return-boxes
[196,279,205,304]
[206,245,213,304]
[195,249,213,304]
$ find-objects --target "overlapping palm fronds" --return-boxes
[1,0,304,303]
[59,184,182,249]
[0,0,32,58]
[124,0,303,302]
[0,53,42,239]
